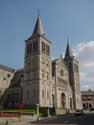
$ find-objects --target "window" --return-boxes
[68,62,72,71]
[46,45,48,55]
[42,61,44,64]
[3,77,6,80]
[33,42,36,52]
[7,74,11,78]
[52,63,55,77]
[42,89,44,98]
[47,74,48,80]
[42,42,45,53]
[0,90,2,95]
[46,45,50,56]
[27,43,32,55]
[35,41,38,52]
[60,70,64,76]
[76,65,78,72]
[32,41,38,53]
[27,44,29,55]
[47,91,49,99]
[21,74,23,78]
[48,46,50,56]
[42,73,44,78]
[74,64,78,72]
[42,42,50,55]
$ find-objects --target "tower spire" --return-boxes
[65,38,73,59]
[32,14,44,37]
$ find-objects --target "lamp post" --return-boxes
[36,104,39,121]
[47,106,50,118]
[18,82,24,121]
[20,82,23,105]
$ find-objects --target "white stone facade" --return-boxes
[0,65,14,98]
[22,16,82,111]
[2,16,82,112]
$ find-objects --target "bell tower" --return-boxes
[23,16,52,107]
[64,42,82,110]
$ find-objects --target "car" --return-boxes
[90,108,94,111]
[74,110,84,116]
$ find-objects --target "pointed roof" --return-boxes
[65,41,73,59]
[32,16,44,36]
[26,16,51,43]
[27,16,45,41]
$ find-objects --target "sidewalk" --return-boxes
[0,115,57,125]
[0,113,74,125]
[0,115,37,125]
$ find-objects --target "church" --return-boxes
[2,16,82,114]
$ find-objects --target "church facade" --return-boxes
[2,16,82,113]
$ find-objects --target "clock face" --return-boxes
[60,70,64,76]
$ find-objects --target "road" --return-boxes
[31,113,94,125]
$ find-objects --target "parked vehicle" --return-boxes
[74,110,84,116]
[90,108,94,111]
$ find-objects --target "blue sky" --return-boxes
[0,0,94,90]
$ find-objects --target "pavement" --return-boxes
[0,115,56,125]
[0,111,94,125]
[0,115,37,125]
[31,112,94,125]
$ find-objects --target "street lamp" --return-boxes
[18,82,24,121]
[36,104,39,121]
[20,82,24,104]
[47,106,50,118]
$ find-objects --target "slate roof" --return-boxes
[0,64,15,73]
[65,42,73,58]
[27,16,45,40]
[32,16,44,36]
[81,91,94,96]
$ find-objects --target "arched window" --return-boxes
[42,89,44,99]
[42,41,45,53]
[61,93,66,109]
[52,94,55,107]
[27,43,32,55]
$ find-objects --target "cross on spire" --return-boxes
[38,9,40,17]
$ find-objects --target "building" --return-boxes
[81,90,94,110]
[0,65,14,101]
[2,16,82,114]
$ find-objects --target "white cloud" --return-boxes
[73,41,94,90]
[80,72,87,81]
[81,84,89,91]
[84,62,94,68]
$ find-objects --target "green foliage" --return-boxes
[4,107,55,117]
[39,107,48,117]
[5,108,36,113]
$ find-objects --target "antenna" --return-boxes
[67,36,69,44]
[60,53,62,58]
[38,8,40,17]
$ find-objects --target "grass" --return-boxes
[5,109,36,113]
[3,108,48,117]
